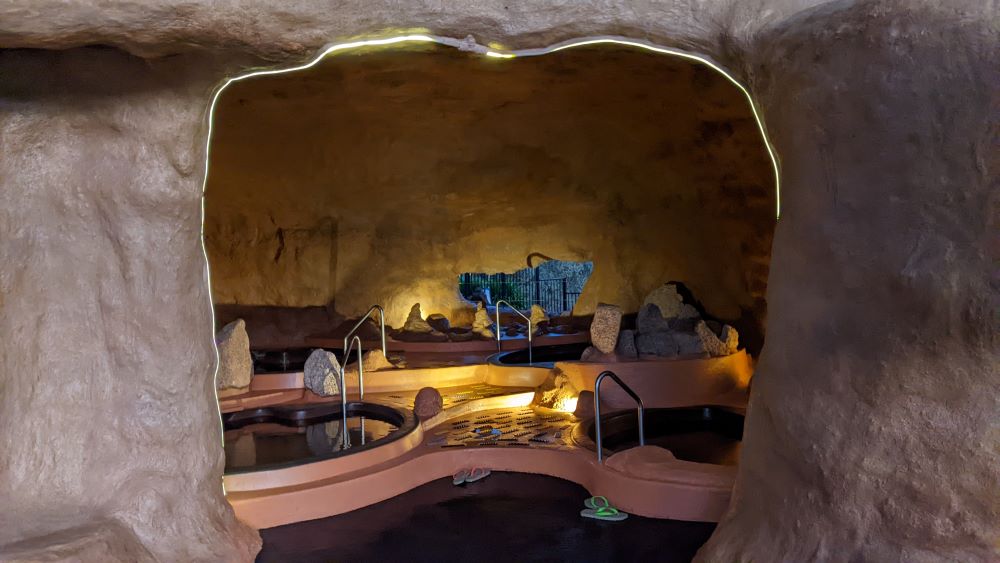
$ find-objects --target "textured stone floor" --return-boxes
[256,472,715,562]
[424,406,577,449]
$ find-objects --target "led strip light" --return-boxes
[199,34,782,488]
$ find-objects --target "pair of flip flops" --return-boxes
[580,496,629,521]
[452,467,491,485]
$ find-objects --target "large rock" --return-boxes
[615,329,638,360]
[642,283,700,321]
[471,303,495,339]
[401,303,434,333]
[303,349,341,397]
[694,320,739,357]
[590,303,623,353]
[635,331,679,357]
[721,325,739,354]
[426,313,450,333]
[696,320,730,357]
[674,332,708,357]
[533,369,580,411]
[529,304,549,335]
[215,319,252,390]
[636,303,671,333]
[573,390,596,419]
[395,303,448,342]
[413,387,443,420]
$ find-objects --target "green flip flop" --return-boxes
[580,506,629,522]
[584,496,610,510]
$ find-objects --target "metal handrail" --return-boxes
[339,335,364,448]
[344,304,388,359]
[494,299,532,365]
[594,370,645,463]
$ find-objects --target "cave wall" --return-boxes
[698,5,1000,561]
[205,46,775,331]
[0,48,260,561]
[0,1,996,562]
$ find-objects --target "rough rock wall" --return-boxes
[697,4,1000,562]
[204,46,775,332]
[0,1,996,562]
[0,48,259,561]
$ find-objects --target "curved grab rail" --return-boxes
[339,335,364,448]
[494,300,532,365]
[344,305,388,360]
[594,370,645,463]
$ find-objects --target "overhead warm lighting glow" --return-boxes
[486,51,516,59]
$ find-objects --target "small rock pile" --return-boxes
[580,283,740,362]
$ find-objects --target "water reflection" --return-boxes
[224,415,399,471]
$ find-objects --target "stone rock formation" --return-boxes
[529,304,549,335]
[342,348,397,382]
[615,329,638,360]
[636,303,672,334]
[215,319,252,390]
[533,369,580,411]
[360,349,396,372]
[696,320,729,357]
[395,303,448,342]
[471,303,495,339]
[413,387,443,420]
[573,390,596,419]
[590,303,623,353]
[303,349,341,397]
[695,320,740,357]
[426,313,450,333]
[635,331,679,357]
[642,283,700,321]
[720,325,739,354]
[401,303,433,333]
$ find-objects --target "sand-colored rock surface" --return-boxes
[0,47,259,561]
[0,1,996,562]
[203,44,775,347]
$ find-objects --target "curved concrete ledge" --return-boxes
[226,443,734,529]
[554,351,753,409]
[224,417,425,492]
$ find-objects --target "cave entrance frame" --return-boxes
[200,33,782,449]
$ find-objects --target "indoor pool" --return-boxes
[223,401,416,473]
[575,406,744,465]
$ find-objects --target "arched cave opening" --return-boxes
[203,42,777,361]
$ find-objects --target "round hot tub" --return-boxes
[494,342,590,366]
[574,406,744,465]
[222,401,417,474]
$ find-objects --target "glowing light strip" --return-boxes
[198,33,782,493]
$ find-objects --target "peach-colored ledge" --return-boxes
[226,442,735,529]
[223,352,752,528]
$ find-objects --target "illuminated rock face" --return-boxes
[203,45,776,345]
[0,2,996,563]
